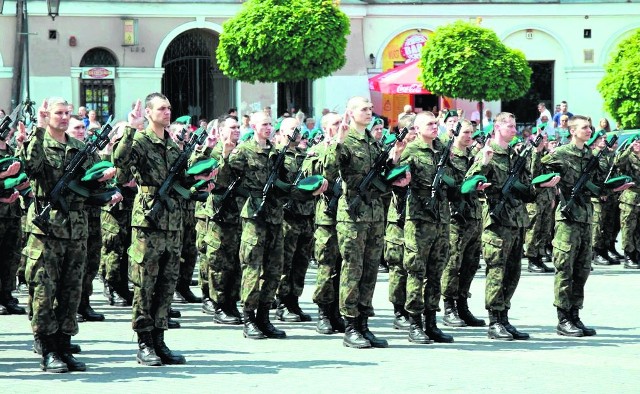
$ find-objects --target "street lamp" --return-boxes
[48,0,60,20]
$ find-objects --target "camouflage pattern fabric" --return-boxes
[278,216,314,298]
[81,208,101,300]
[178,201,198,286]
[311,224,341,305]
[442,219,482,300]
[614,148,640,255]
[203,220,241,304]
[482,223,524,311]
[0,145,22,295]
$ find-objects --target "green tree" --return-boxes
[419,20,532,129]
[598,29,640,129]
[217,0,350,84]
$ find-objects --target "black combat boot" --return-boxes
[169,308,181,318]
[528,256,553,273]
[423,310,454,343]
[136,331,162,366]
[501,310,529,340]
[359,315,388,348]
[556,308,584,337]
[569,306,596,336]
[175,282,202,303]
[77,294,105,322]
[287,295,312,322]
[256,303,286,339]
[202,298,216,315]
[152,328,186,365]
[17,274,28,294]
[0,304,7,315]
[107,283,130,307]
[456,297,486,327]
[342,316,371,349]
[213,301,242,325]
[168,317,181,329]
[608,242,624,263]
[1,293,26,315]
[226,299,243,321]
[592,248,616,266]
[275,297,300,322]
[407,314,431,344]
[242,310,267,339]
[442,298,466,327]
[329,301,346,333]
[624,252,640,269]
[316,304,334,334]
[392,303,410,330]
[487,310,513,340]
[39,334,68,373]
[33,334,81,355]
[57,333,86,371]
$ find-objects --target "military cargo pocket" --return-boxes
[482,236,504,268]
[552,239,572,254]
[239,232,260,266]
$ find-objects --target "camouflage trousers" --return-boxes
[525,199,554,257]
[195,218,208,290]
[552,221,591,310]
[82,215,101,301]
[17,215,28,281]
[591,199,606,251]
[312,224,341,305]
[24,233,87,336]
[602,195,621,247]
[384,221,406,306]
[178,208,198,287]
[0,218,22,295]
[619,202,640,255]
[337,220,384,318]
[441,219,481,300]
[277,215,314,298]
[101,208,132,288]
[239,219,283,311]
[483,224,523,312]
[202,219,241,304]
[403,220,449,315]
[129,227,182,332]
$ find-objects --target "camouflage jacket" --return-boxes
[20,127,97,239]
[303,142,336,226]
[0,144,22,219]
[323,127,387,223]
[400,138,451,223]
[113,126,183,231]
[615,147,640,206]
[282,146,315,217]
[100,152,136,212]
[541,142,599,223]
[447,145,481,221]
[467,141,537,229]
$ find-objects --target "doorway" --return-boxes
[502,61,554,127]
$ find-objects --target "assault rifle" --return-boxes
[253,126,301,218]
[425,122,461,221]
[212,176,242,222]
[145,126,208,228]
[323,177,342,216]
[489,133,544,221]
[560,134,618,222]
[0,103,23,141]
[347,126,410,217]
[32,116,115,234]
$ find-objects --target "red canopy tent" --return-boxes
[368,60,430,95]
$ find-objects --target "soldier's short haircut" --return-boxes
[144,92,169,109]
[321,112,339,130]
[47,97,69,111]
[398,113,416,130]
[568,115,589,131]
[346,96,371,111]
[69,115,83,122]
[495,112,516,124]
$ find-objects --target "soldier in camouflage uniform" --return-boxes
[190,115,243,324]
[306,112,345,334]
[323,97,407,349]
[65,116,105,322]
[441,120,486,328]
[399,111,454,344]
[524,131,556,273]
[541,115,632,336]
[21,97,118,372]
[612,135,640,270]
[0,127,27,315]
[276,118,315,322]
[114,93,198,366]
[384,114,415,331]
[467,112,557,341]
[222,112,326,339]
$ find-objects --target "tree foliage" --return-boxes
[419,21,532,102]
[217,0,350,84]
[598,29,640,129]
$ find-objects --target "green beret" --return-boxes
[509,137,522,147]
[532,172,559,186]
[531,127,538,134]
[68,180,91,198]
[175,115,192,125]
[604,175,632,189]
[483,123,494,133]
[444,110,458,122]
[274,120,282,132]
[472,130,485,140]
[0,157,21,174]
[606,132,617,145]
[1,172,28,189]
[81,161,114,182]
[186,158,219,176]
[296,175,325,193]
[86,187,121,206]
[383,132,397,145]
[586,130,605,147]
[461,175,487,194]
[385,164,410,183]
[547,135,557,142]
[538,122,548,132]
[239,130,254,142]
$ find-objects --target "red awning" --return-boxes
[368,60,430,95]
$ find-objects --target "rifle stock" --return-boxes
[425,122,461,221]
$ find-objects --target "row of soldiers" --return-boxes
[0,94,637,373]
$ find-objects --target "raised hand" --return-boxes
[37,99,48,128]
[313,178,329,196]
[482,137,494,165]
[128,99,145,129]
